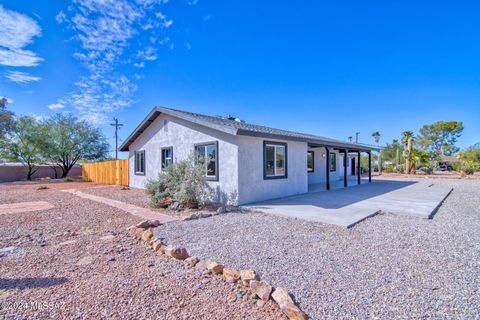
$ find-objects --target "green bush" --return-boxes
[456,160,480,175]
[145,154,212,209]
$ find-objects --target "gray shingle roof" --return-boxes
[119,106,377,152]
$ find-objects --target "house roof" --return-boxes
[119,106,378,152]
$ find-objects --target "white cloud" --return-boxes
[55,10,66,24]
[5,71,41,83]
[0,5,43,67]
[55,0,173,123]
[47,103,65,110]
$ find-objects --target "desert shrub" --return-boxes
[456,160,480,175]
[145,154,212,209]
[382,163,395,173]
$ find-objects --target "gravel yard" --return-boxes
[0,182,284,319]
[155,178,480,319]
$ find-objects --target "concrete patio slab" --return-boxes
[244,179,453,227]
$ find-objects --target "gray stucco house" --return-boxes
[120,107,377,205]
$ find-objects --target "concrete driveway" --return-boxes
[244,179,453,227]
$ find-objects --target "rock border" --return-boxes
[126,219,307,320]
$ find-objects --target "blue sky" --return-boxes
[1,1,479,157]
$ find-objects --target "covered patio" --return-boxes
[307,141,379,191]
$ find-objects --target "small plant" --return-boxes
[456,160,480,175]
[146,154,212,210]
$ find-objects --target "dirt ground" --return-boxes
[0,181,284,320]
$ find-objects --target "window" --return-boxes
[264,141,287,179]
[161,147,173,170]
[135,150,145,175]
[307,151,314,172]
[330,153,336,172]
[195,141,218,181]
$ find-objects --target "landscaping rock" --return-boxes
[240,269,260,283]
[216,206,227,214]
[195,260,208,271]
[207,262,224,275]
[199,212,212,218]
[151,240,162,252]
[185,256,199,268]
[127,225,145,239]
[223,267,241,282]
[164,245,189,260]
[136,220,161,228]
[250,280,272,302]
[256,300,266,308]
[271,287,306,320]
[141,229,154,242]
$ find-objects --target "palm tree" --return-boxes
[372,131,381,145]
[348,136,353,142]
[402,131,414,174]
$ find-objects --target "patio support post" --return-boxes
[357,151,361,185]
[343,149,347,187]
[326,148,330,190]
[368,151,372,183]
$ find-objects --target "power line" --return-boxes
[110,117,124,160]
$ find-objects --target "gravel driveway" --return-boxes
[155,178,480,319]
[0,181,284,319]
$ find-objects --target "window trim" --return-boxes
[307,151,315,173]
[134,150,145,175]
[161,146,173,171]
[194,141,219,181]
[263,141,288,180]
[330,152,337,172]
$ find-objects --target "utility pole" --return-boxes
[355,132,360,144]
[110,117,124,160]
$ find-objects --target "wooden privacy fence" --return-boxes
[82,159,129,186]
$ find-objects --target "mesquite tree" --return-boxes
[43,114,109,177]
[3,116,48,180]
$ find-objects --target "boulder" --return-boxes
[207,262,224,275]
[271,287,306,320]
[223,268,241,282]
[185,256,199,268]
[141,229,154,242]
[164,245,189,260]
[250,280,272,301]
[136,220,161,228]
[240,269,260,282]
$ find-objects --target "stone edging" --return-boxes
[126,219,308,320]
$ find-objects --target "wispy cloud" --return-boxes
[55,0,173,124]
[47,103,65,110]
[0,5,43,67]
[5,70,41,83]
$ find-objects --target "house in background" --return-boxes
[119,107,377,205]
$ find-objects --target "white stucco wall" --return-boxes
[237,136,308,204]
[128,114,240,205]
[307,147,352,184]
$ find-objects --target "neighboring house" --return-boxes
[120,107,377,205]
[438,155,460,171]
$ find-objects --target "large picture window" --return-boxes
[264,141,287,179]
[330,153,336,172]
[195,141,218,181]
[161,147,173,170]
[135,150,145,175]
[307,151,314,172]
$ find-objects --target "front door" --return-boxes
[351,158,356,176]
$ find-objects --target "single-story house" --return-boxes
[119,107,378,205]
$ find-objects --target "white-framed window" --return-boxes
[135,150,145,175]
[194,141,218,181]
[161,147,173,170]
[264,141,287,179]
